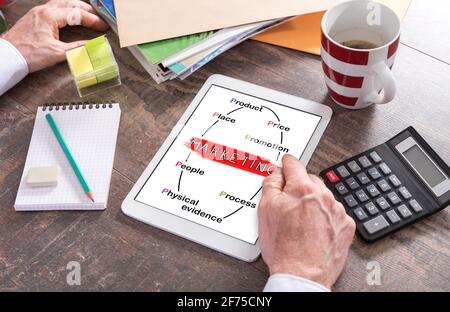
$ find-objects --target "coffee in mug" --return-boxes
[321,0,401,109]
[341,40,380,49]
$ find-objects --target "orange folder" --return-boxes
[253,12,325,55]
[252,0,411,55]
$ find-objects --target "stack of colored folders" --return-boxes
[90,0,286,84]
[66,35,120,97]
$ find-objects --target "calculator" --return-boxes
[320,127,450,242]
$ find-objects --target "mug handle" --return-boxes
[363,62,396,105]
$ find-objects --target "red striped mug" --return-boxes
[321,0,400,109]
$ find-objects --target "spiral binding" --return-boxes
[41,101,116,111]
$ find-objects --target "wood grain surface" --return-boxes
[0,0,449,291]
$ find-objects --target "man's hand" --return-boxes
[2,0,108,72]
[258,154,356,289]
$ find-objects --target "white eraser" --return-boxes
[26,166,59,187]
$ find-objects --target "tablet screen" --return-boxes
[135,85,322,244]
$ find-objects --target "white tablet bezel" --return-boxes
[122,74,332,262]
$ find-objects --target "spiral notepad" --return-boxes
[15,102,121,211]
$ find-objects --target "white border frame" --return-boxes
[395,137,450,197]
[121,74,332,262]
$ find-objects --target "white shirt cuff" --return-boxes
[0,38,29,96]
[263,274,330,292]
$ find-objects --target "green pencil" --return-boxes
[45,113,95,202]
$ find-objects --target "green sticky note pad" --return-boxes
[66,46,94,76]
[91,55,113,69]
[77,76,98,89]
[85,35,106,50]
[88,44,111,61]
[86,36,111,65]
[66,35,120,96]
[96,69,118,83]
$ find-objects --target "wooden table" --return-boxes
[1,0,449,291]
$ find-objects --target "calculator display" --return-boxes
[403,145,446,188]
[396,136,450,197]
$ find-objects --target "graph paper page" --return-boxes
[15,103,121,211]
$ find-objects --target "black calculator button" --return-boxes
[357,172,370,184]
[345,177,360,190]
[376,197,390,210]
[354,208,368,221]
[358,156,372,168]
[355,190,369,202]
[369,151,382,163]
[335,182,349,195]
[366,184,380,197]
[344,195,358,208]
[397,204,412,218]
[409,199,423,213]
[398,186,412,200]
[368,167,381,180]
[347,160,361,173]
[386,210,401,224]
[388,175,402,187]
[336,165,350,178]
[377,179,391,192]
[363,215,389,234]
[379,163,392,175]
[387,192,401,205]
[365,202,379,216]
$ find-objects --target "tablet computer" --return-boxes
[122,74,332,261]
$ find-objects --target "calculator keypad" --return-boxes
[322,149,426,240]
[387,192,401,205]
[365,202,379,216]
[344,195,358,208]
[335,182,348,195]
[379,163,392,175]
[346,177,359,190]
[409,199,423,212]
[369,151,382,163]
[348,161,361,173]
[358,156,372,168]
[337,166,350,178]
[398,186,412,199]
[368,167,381,180]
[354,208,368,221]
[363,215,389,234]
[389,175,402,187]
[386,210,401,223]
[355,190,369,202]
[376,197,390,210]
[397,205,412,218]
[366,184,380,197]
[357,172,370,184]
[377,179,391,192]
[325,170,340,183]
